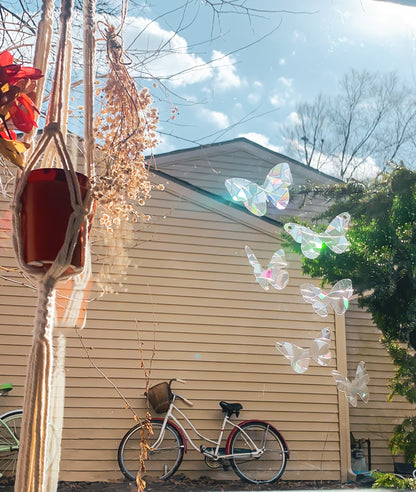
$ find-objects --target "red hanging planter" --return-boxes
[20,168,92,271]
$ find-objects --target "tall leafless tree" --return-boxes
[282,69,416,181]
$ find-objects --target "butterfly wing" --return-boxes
[350,361,370,404]
[268,248,287,269]
[331,370,357,406]
[322,213,350,254]
[245,245,262,274]
[268,249,289,290]
[300,283,329,317]
[244,245,269,290]
[275,341,311,374]
[225,178,267,216]
[263,163,292,210]
[284,223,318,259]
[309,328,331,366]
[269,269,289,290]
[327,279,353,315]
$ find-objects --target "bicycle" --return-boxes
[118,379,289,484]
[0,383,22,480]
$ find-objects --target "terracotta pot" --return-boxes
[20,168,91,271]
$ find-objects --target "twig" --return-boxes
[77,331,140,421]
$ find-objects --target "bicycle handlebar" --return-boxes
[168,379,194,406]
[179,395,194,407]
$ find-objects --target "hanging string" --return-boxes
[83,0,96,178]
[23,0,54,148]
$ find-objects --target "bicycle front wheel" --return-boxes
[0,410,22,481]
[229,421,287,484]
[118,419,184,481]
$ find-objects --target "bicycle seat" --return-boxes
[0,383,13,396]
[220,401,243,417]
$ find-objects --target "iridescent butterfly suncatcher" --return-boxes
[300,279,353,317]
[225,163,292,216]
[275,328,331,374]
[245,245,289,290]
[332,361,369,407]
[284,212,350,259]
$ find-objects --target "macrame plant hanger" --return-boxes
[11,0,96,490]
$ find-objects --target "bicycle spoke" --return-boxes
[0,411,22,481]
[118,420,184,481]
[229,421,287,484]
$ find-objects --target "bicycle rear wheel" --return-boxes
[0,410,22,481]
[229,420,287,484]
[118,419,184,481]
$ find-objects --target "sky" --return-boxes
[110,0,416,172]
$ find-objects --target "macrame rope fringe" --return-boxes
[12,0,95,489]
[15,279,55,492]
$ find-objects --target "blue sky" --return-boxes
[115,0,416,161]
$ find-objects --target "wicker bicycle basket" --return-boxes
[147,382,172,414]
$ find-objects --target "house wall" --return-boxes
[0,176,344,482]
[346,301,414,473]
[152,139,338,222]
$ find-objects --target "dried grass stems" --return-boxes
[93,23,163,233]
[136,322,155,492]
[76,318,156,492]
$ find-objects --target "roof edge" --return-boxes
[148,137,341,183]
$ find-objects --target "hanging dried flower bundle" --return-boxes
[93,24,163,233]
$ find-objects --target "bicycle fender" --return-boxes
[0,409,22,420]
[151,417,188,453]
[225,419,290,459]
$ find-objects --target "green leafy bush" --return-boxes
[283,166,416,463]
[372,471,416,489]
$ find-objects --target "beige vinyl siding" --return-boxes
[152,139,339,221]
[0,177,343,482]
[346,301,414,473]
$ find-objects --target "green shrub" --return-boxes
[372,471,416,489]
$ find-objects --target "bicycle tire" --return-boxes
[0,410,22,481]
[229,420,287,484]
[118,419,184,481]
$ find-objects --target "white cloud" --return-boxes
[237,133,284,153]
[115,15,213,87]
[270,77,295,108]
[211,50,242,91]
[279,58,286,66]
[319,156,379,181]
[278,77,293,88]
[270,94,285,107]
[287,112,302,125]
[247,81,263,105]
[287,138,380,181]
[199,108,230,128]
[248,92,261,105]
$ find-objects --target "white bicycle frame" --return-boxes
[152,393,265,461]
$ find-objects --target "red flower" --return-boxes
[0,51,13,67]
[0,51,42,133]
[0,50,42,85]
[0,129,17,140]
[8,93,39,133]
